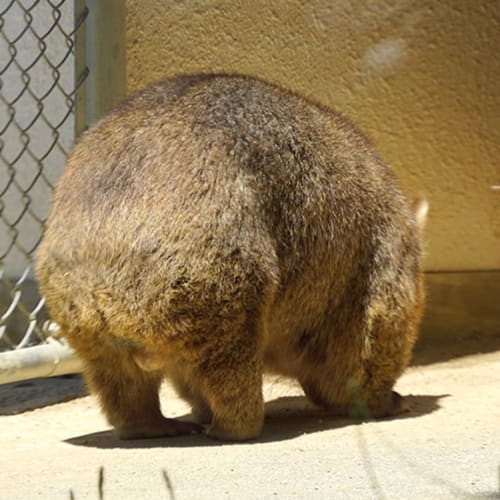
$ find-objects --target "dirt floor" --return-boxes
[1,344,499,499]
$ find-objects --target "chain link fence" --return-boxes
[0,0,125,385]
[0,0,89,383]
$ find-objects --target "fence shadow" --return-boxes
[0,374,86,416]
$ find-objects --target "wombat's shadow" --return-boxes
[65,393,447,449]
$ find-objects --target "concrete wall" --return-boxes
[126,0,500,272]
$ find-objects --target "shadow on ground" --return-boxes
[0,374,87,415]
[65,393,446,449]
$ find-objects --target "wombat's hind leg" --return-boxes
[170,370,213,424]
[300,375,353,416]
[205,362,264,441]
[82,346,201,439]
[200,319,264,441]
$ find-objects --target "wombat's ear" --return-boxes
[412,198,429,232]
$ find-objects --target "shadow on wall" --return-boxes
[413,272,500,366]
[412,335,500,366]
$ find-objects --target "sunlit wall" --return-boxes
[125,0,500,271]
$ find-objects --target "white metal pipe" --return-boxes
[0,339,84,385]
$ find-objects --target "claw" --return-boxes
[391,391,410,415]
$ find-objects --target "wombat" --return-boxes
[36,74,427,441]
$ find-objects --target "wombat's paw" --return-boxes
[356,390,411,419]
[205,419,263,442]
[390,391,410,415]
[116,417,202,440]
[370,390,410,419]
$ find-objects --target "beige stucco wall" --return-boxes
[126,0,499,272]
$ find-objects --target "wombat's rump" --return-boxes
[36,74,426,441]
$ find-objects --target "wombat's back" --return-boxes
[37,73,422,371]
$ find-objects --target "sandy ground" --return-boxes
[1,349,499,500]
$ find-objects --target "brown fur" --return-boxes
[36,74,426,441]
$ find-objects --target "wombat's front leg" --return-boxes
[81,346,201,439]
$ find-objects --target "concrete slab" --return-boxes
[1,351,499,499]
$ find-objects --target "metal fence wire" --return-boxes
[0,0,88,359]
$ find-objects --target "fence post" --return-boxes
[83,0,126,128]
[74,0,88,138]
